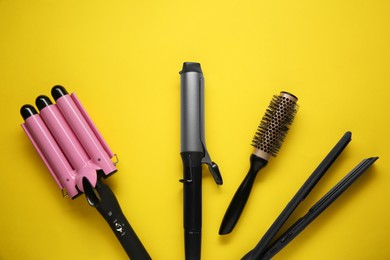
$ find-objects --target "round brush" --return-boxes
[219,91,298,235]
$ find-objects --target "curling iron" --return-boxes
[20,85,151,259]
[180,62,223,259]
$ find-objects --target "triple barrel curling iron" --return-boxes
[20,85,151,259]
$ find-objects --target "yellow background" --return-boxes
[1,0,389,259]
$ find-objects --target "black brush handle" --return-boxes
[219,155,268,235]
[95,183,152,260]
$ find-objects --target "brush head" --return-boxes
[252,91,298,160]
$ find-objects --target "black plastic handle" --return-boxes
[219,155,268,235]
[83,178,151,260]
[180,152,203,260]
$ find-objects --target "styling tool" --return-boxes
[242,132,378,260]
[219,92,298,235]
[180,62,223,260]
[20,85,151,260]
[258,157,378,259]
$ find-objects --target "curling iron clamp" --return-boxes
[20,86,151,259]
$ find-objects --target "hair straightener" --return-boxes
[242,131,378,259]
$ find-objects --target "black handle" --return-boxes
[219,154,268,235]
[180,152,203,260]
[83,178,151,260]
[96,184,151,260]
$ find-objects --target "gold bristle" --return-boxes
[251,92,298,158]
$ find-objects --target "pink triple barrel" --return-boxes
[20,86,117,198]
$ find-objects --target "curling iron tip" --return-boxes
[180,62,202,74]
[35,95,53,111]
[51,85,68,101]
[20,104,37,120]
